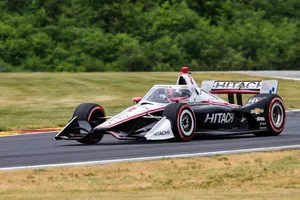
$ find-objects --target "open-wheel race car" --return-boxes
[55,67,286,144]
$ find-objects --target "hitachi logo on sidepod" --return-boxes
[204,113,234,124]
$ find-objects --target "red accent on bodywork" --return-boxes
[107,131,121,139]
[210,90,259,94]
[132,97,142,103]
[172,96,189,103]
[201,100,240,108]
[127,107,137,112]
[181,66,189,74]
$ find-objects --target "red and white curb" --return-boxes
[0,144,300,171]
[0,129,60,137]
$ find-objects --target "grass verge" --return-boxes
[0,72,299,130]
[0,149,299,200]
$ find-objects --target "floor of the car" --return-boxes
[195,129,265,136]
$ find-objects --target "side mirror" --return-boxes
[132,97,142,103]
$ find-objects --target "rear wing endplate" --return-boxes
[201,80,279,105]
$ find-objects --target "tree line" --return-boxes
[0,0,299,72]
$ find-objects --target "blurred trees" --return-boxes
[0,0,299,72]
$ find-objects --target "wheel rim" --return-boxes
[179,109,194,136]
[88,107,105,128]
[271,102,284,128]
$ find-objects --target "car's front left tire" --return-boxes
[73,103,106,144]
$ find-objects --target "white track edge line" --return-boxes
[1,144,300,171]
[286,109,300,112]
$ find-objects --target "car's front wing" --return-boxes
[54,116,176,141]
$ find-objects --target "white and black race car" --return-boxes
[55,67,286,144]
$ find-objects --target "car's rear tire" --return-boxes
[253,95,286,137]
[163,103,196,142]
[73,103,106,144]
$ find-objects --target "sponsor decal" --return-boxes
[127,107,137,112]
[251,108,264,115]
[204,113,234,124]
[212,81,261,90]
[153,130,170,136]
[107,114,128,124]
[240,116,247,123]
[256,116,265,122]
[247,97,261,104]
[189,101,201,105]
[259,122,267,126]
[269,87,276,94]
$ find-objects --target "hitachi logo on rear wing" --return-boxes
[213,81,261,90]
[201,80,279,94]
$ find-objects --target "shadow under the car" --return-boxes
[58,133,261,147]
[60,139,173,146]
[192,134,256,140]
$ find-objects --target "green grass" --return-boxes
[0,72,299,130]
[0,149,299,200]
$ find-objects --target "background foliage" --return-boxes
[0,0,299,72]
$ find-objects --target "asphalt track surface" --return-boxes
[0,111,299,169]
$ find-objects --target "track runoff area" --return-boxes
[0,72,300,170]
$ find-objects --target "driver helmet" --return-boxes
[165,88,175,99]
[164,88,183,100]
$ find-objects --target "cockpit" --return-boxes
[145,87,192,104]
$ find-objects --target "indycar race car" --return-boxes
[55,67,286,144]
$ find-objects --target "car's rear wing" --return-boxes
[201,80,279,105]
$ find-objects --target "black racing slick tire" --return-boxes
[253,94,286,137]
[163,103,196,142]
[73,103,106,144]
